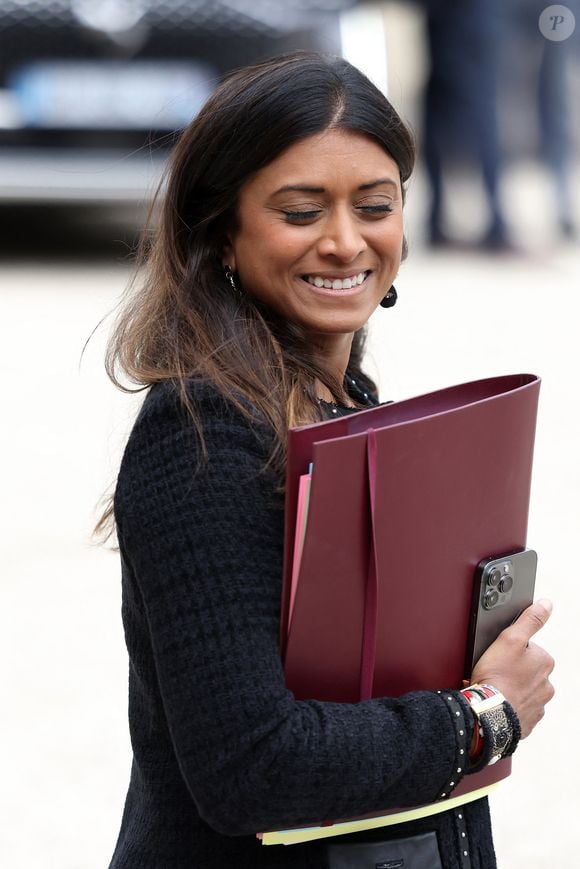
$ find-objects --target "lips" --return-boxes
[302,270,370,290]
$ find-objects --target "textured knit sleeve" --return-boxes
[114,380,474,837]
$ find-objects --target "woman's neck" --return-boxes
[310,332,355,404]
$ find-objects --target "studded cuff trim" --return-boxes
[455,806,473,869]
[433,690,472,801]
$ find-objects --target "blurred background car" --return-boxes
[0,0,371,207]
[0,0,393,253]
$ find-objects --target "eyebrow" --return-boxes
[359,177,398,191]
[272,177,399,195]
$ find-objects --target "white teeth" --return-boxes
[305,271,368,289]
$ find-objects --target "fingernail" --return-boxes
[537,598,553,613]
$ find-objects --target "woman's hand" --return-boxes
[471,599,555,739]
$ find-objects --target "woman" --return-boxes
[104,52,554,868]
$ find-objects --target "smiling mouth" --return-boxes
[302,270,371,290]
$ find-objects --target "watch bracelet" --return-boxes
[502,698,521,758]
[467,696,521,773]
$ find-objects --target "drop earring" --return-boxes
[380,285,397,308]
[224,265,241,295]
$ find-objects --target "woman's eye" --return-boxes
[283,209,321,222]
[359,203,394,215]
[282,203,393,222]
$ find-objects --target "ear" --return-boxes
[222,236,237,273]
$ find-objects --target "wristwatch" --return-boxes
[460,683,520,767]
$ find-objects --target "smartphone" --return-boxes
[465,548,537,677]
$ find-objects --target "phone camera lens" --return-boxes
[499,575,513,593]
[484,590,499,609]
[488,569,502,587]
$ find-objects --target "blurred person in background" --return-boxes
[420,0,514,251]
[504,0,579,240]
[99,51,554,869]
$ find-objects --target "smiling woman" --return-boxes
[102,50,415,436]
[224,130,404,365]
[100,50,554,869]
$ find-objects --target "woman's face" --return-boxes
[224,129,405,343]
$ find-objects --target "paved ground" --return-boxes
[1,156,578,868]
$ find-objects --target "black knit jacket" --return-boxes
[108,379,498,868]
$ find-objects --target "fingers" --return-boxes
[508,599,553,646]
[471,599,555,740]
[519,672,556,739]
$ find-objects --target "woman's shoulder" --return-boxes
[137,376,251,418]
[133,376,270,442]
[115,378,276,517]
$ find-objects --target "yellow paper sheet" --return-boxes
[261,783,499,846]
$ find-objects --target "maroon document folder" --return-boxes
[282,373,540,803]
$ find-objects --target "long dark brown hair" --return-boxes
[96,50,415,539]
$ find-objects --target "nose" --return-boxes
[316,208,367,263]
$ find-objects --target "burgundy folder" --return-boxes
[281,373,540,803]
